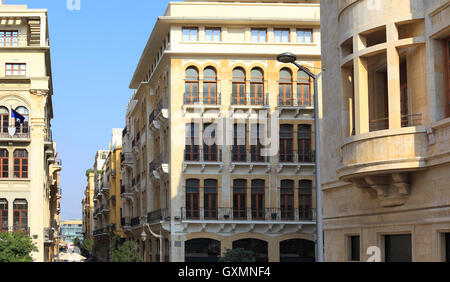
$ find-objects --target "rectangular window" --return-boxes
[182,27,198,42]
[5,63,26,76]
[349,236,360,261]
[274,29,290,43]
[297,29,313,43]
[251,28,267,43]
[205,27,221,42]
[445,233,450,262]
[185,123,199,161]
[0,31,18,47]
[385,234,412,262]
[233,123,247,162]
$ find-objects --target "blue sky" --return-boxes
[5,0,171,220]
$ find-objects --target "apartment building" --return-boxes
[81,169,95,240]
[320,0,450,261]
[92,129,124,261]
[0,2,61,262]
[60,220,82,243]
[121,0,321,262]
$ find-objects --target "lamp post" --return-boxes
[140,230,147,262]
[277,52,324,262]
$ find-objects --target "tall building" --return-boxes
[0,2,61,262]
[60,220,83,243]
[81,169,95,240]
[92,129,124,262]
[122,0,321,262]
[320,0,450,261]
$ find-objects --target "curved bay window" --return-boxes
[185,67,199,104]
[233,179,247,220]
[186,179,200,219]
[299,180,313,220]
[280,124,294,162]
[279,68,293,106]
[298,125,312,162]
[297,70,312,106]
[15,106,29,136]
[203,67,217,105]
[13,199,28,234]
[203,123,217,162]
[250,68,264,105]
[204,179,218,220]
[251,179,265,220]
[0,199,7,232]
[185,123,199,161]
[13,149,28,179]
[0,149,8,179]
[0,107,9,135]
[232,68,246,105]
[280,180,294,220]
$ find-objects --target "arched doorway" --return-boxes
[233,238,268,262]
[185,238,220,262]
[280,239,315,262]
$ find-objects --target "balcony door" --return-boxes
[203,123,217,162]
[280,180,294,220]
[298,125,312,162]
[233,179,247,220]
[232,68,246,105]
[186,179,200,219]
[204,179,217,220]
[233,123,246,162]
[13,199,28,234]
[280,125,293,162]
[251,180,265,220]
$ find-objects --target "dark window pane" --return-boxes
[385,234,412,262]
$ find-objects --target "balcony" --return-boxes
[155,99,169,122]
[184,148,223,163]
[149,153,168,179]
[182,92,222,116]
[338,125,428,207]
[121,152,135,168]
[180,207,316,222]
[131,216,141,227]
[147,209,170,224]
[279,150,315,164]
[278,96,314,117]
[0,127,30,142]
[44,227,55,243]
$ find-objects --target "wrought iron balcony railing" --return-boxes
[279,150,315,163]
[278,96,313,107]
[231,93,269,106]
[184,147,223,162]
[147,209,170,224]
[184,92,222,106]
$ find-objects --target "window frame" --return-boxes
[0,107,9,134]
[251,28,267,43]
[204,179,218,220]
[232,67,246,105]
[184,67,200,105]
[5,63,26,76]
[279,68,293,106]
[233,179,247,220]
[203,67,218,105]
[205,27,221,42]
[297,29,313,43]
[13,199,28,234]
[0,149,8,179]
[251,179,265,220]
[445,38,450,118]
[0,199,7,232]
[186,179,200,219]
[250,68,265,105]
[13,149,28,179]
[182,27,199,42]
[0,31,18,47]
[298,180,312,220]
[280,180,294,220]
[274,28,290,43]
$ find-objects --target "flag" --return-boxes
[11,108,25,123]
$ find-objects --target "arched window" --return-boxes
[233,179,247,220]
[203,67,217,105]
[279,68,293,106]
[232,68,246,105]
[251,179,265,220]
[250,68,264,105]
[0,199,7,232]
[13,199,28,234]
[0,149,8,179]
[184,67,199,104]
[297,70,312,106]
[185,179,200,219]
[299,180,313,220]
[14,106,29,135]
[0,107,9,134]
[204,179,218,220]
[13,149,28,179]
[280,180,294,220]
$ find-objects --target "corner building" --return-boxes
[122,0,322,262]
[320,0,450,261]
[0,2,61,262]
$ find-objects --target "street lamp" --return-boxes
[140,230,147,262]
[277,52,324,262]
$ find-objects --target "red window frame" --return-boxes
[185,123,199,161]
[251,180,265,220]
[232,68,246,105]
[0,199,7,232]
[233,123,247,162]
[250,68,264,105]
[0,149,8,179]
[280,180,294,220]
[0,107,8,134]
[203,67,217,105]
[233,179,247,220]
[13,200,27,234]
[5,63,26,76]
[186,179,200,219]
[297,70,312,106]
[13,149,28,179]
[185,67,199,104]
[204,179,218,220]
[0,31,18,47]
[203,123,217,162]
[279,69,293,106]
[299,180,313,220]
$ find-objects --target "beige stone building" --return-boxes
[92,129,124,261]
[121,0,322,262]
[0,2,61,262]
[320,0,450,261]
[82,169,95,240]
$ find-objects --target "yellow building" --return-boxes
[122,0,321,262]
[320,0,450,261]
[0,2,61,262]
[92,129,124,261]
[82,169,95,240]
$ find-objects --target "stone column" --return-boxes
[387,23,402,129]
